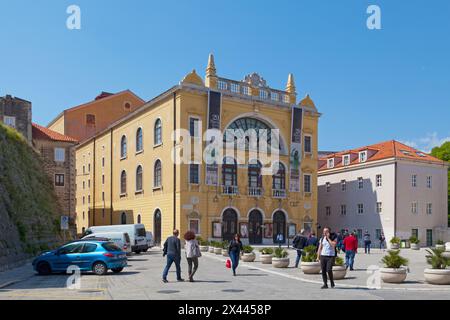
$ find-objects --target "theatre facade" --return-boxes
[75,55,320,245]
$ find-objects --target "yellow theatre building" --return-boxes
[75,55,320,245]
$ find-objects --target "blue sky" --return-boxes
[0,0,449,152]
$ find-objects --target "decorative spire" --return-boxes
[286,73,296,94]
[205,53,218,89]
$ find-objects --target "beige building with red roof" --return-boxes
[318,140,449,247]
[32,123,78,229]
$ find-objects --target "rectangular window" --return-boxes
[343,155,350,166]
[283,94,290,103]
[271,92,279,101]
[411,202,418,214]
[359,151,367,163]
[325,206,331,216]
[376,202,382,214]
[189,117,200,138]
[88,179,90,188]
[102,192,105,201]
[88,195,90,204]
[326,182,331,192]
[376,174,382,187]
[426,229,433,247]
[55,174,65,186]
[426,203,432,215]
[230,83,240,93]
[218,80,227,90]
[189,219,200,235]
[259,90,268,100]
[3,116,16,128]
[102,175,105,185]
[242,86,250,96]
[304,174,311,193]
[82,196,85,205]
[340,205,347,216]
[189,164,200,184]
[411,229,418,239]
[304,136,312,153]
[102,157,105,167]
[426,176,432,189]
[358,177,363,189]
[54,148,65,162]
[327,158,334,169]
[86,114,96,125]
[82,181,85,189]
[412,174,417,187]
[341,180,346,191]
[357,203,364,214]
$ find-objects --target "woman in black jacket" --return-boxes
[228,234,243,276]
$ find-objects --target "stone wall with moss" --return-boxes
[0,124,62,270]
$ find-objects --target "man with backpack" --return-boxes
[293,229,308,268]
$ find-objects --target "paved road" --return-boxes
[0,247,449,300]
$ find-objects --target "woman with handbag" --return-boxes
[228,234,243,276]
[184,230,201,282]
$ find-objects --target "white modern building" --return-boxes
[318,140,449,247]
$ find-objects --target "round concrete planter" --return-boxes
[410,243,420,250]
[424,268,450,285]
[435,244,445,250]
[260,254,273,264]
[272,257,290,268]
[380,267,407,283]
[199,246,209,252]
[301,261,321,274]
[242,252,256,262]
[332,265,347,280]
[390,243,400,250]
[442,251,450,259]
[208,246,215,253]
[222,249,229,257]
[445,242,450,251]
[214,247,222,255]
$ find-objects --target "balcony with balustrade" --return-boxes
[272,189,286,199]
[222,185,238,195]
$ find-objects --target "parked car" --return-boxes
[84,224,148,254]
[144,231,154,251]
[32,239,127,276]
[82,232,131,254]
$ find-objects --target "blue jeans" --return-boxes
[162,254,181,280]
[364,241,371,254]
[345,250,355,269]
[295,249,303,268]
[229,250,240,274]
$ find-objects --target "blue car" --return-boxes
[32,239,128,275]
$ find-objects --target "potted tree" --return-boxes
[208,241,216,253]
[259,247,274,264]
[409,236,420,250]
[221,241,229,257]
[214,241,223,254]
[424,248,450,285]
[379,250,409,283]
[272,247,290,268]
[241,245,256,262]
[436,240,445,250]
[332,256,347,280]
[390,237,401,249]
[197,237,209,252]
[300,245,321,274]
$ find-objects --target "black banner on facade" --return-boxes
[207,90,221,130]
[205,90,222,185]
[289,107,303,192]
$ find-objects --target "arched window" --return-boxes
[154,119,162,145]
[154,160,162,187]
[120,170,127,194]
[136,128,143,152]
[222,157,237,186]
[272,162,286,190]
[248,160,262,188]
[137,214,141,224]
[121,212,127,224]
[136,165,143,191]
[120,135,127,158]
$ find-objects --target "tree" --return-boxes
[431,141,450,226]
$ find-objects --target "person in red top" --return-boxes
[342,232,358,270]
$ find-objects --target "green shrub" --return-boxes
[409,236,419,244]
[274,247,288,258]
[425,248,449,269]
[390,237,401,244]
[221,241,229,249]
[243,245,254,253]
[301,245,317,262]
[436,239,445,245]
[259,247,274,255]
[197,236,209,246]
[381,250,408,268]
[335,256,344,266]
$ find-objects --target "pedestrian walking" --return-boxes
[307,231,319,251]
[228,234,243,276]
[343,231,358,270]
[276,232,284,248]
[363,230,371,254]
[379,233,386,251]
[336,232,344,253]
[292,229,308,268]
[162,229,184,283]
[316,227,337,289]
[184,230,201,282]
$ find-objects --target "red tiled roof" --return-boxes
[32,123,78,143]
[318,140,445,171]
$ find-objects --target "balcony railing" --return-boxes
[248,187,263,197]
[272,189,286,198]
[222,185,238,195]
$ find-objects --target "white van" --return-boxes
[82,232,132,254]
[145,231,154,251]
[84,224,148,254]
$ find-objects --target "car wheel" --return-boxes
[37,262,51,275]
[134,250,141,254]
[143,249,148,252]
[111,267,124,273]
[92,262,108,275]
